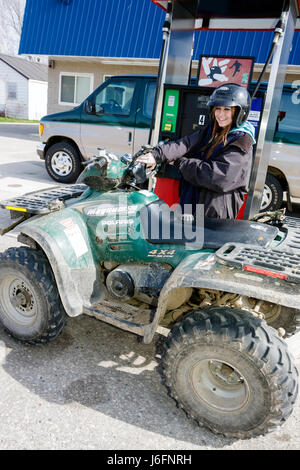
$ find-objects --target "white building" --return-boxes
[0,54,48,120]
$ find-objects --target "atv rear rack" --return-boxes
[0,184,87,215]
[216,242,300,284]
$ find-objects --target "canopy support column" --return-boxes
[150,0,196,145]
[244,0,297,218]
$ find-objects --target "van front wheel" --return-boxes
[45,142,82,183]
[260,173,283,212]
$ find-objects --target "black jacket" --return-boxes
[152,127,253,219]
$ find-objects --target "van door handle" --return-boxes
[128,132,132,144]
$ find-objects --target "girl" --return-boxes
[138,83,256,219]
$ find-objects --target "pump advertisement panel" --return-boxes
[198,55,255,89]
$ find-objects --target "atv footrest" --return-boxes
[216,242,300,283]
[0,184,87,215]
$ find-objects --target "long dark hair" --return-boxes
[202,106,236,159]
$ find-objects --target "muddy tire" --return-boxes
[161,307,298,438]
[265,305,300,338]
[0,247,66,344]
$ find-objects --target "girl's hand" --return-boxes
[136,153,157,170]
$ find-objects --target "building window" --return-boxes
[7,82,17,100]
[59,73,93,105]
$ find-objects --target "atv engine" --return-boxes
[105,263,173,306]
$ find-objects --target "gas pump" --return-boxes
[154,84,213,206]
[151,0,299,219]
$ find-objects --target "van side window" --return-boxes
[93,79,136,115]
[274,84,300,145]
[143,81,156,119]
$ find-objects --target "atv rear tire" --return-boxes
[161,307,298,438]
[0,247,66,344]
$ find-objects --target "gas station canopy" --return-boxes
[152,0,300,21]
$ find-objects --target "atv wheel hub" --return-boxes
[1,276,37,326]
[191,359,249,412]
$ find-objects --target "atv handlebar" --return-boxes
[121,145,157,186]
[94,156,108,169]
[79,145,158,189]
[130,145,155,164]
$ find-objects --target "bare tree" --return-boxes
[0,0,25,55]
[4,0,25,36]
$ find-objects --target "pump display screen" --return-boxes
[180,92,211,137]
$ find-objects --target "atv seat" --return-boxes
[140,199,279,250]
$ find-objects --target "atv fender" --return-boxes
[144,250,300,343]
[17,208,105,317]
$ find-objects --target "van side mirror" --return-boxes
[84,100,104,115]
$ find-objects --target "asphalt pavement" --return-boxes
[0,122,40,141]
[0,125,299,451]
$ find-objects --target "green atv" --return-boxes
[0,147,299,439]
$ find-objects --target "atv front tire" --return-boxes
[0,247,66,344]
[161,307,298,438]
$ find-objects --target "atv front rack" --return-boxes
[0,184,87,215]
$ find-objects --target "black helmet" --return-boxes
[207,83,251,127]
